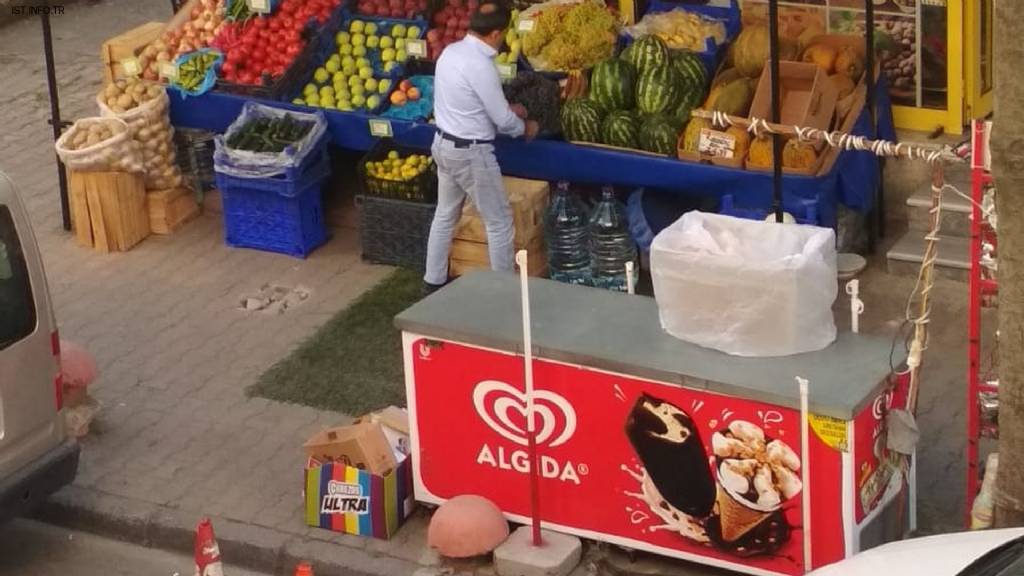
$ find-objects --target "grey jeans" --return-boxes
[424,135,514,285]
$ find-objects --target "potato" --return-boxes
[104,83,119,98]
[116,94,134,109]
[156,141,169,155]
[85,133,101,147]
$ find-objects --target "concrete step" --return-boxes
[905,184,973,238]
[886,231,971,282]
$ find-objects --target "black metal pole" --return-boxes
[865,0,884,245]
[40,9,70,231]
[769,0,783,223]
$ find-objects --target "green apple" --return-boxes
[339,44,353,56]
[366,94,381,110]
[407,25,421,39]
[364,77,379,92]
[303,83,318,96]
[352,33,366,47]
[358,66,373,79]
[342,63,357,76]
[377,78,392,94]
[319,85,335,98]
[395,37,406,50]
[495,53,508,64]
[349,75,363,87]
[365,22,378,35]
[384,60,399,73]
[352,94,366,108]
[391,23,407,38]
[326,59,340,73]
[336,31,351,46]
[338,99,353,111]
[304,94,320,106]
[351,84,366,97]
[396,49,408,62]
[353,45,367,57]
[320,94,335,108]
[313,67,329,84]
[367,35,380,48]
[381,47,396,62]
[350,20,365,33]
[357,57,371,69]
[380,36,394,49]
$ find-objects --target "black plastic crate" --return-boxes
[357,195,435,270]
[358,140,437,203]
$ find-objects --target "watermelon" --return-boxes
[636,65,682,115]
[590,58,636,111]
[601,110,640,149]
[671,50,708,113]
[561,99,604,143]
[622,35,669,75]
[638,116,679,156]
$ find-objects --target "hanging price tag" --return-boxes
[698,128,736,158]
[158,61,179,81]
[247,0,271,14]
[497,62,517,80]
[369,118,394,138]
[119,57,142,77]
[516,18,535,33]
[406,39,427,59]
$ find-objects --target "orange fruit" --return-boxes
[390,91,408,106]
[407,87,421,101]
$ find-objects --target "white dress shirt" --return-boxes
[433,34,525,141]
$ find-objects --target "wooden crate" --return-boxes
[69,171,150,252]
[454,176,549,245]
[100,21,165,83]
[148,187,199,234]
[450,234,547,278]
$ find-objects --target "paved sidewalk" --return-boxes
[0,1,973,574]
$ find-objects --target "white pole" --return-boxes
[626,261,635,295]
[845,279,864,334]
[798,377,812,572]
[516,250,543,546]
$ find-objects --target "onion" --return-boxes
[203,20,215,32]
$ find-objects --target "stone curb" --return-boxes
[32,484,421,576]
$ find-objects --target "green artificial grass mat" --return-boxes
[248,268,421,415]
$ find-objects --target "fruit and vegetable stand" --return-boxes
[168,80,895,227]
[395,270,916,576]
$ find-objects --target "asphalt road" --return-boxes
[0,519,270,576]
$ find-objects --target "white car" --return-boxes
[810,528,1024,576]
[0,172,79,522]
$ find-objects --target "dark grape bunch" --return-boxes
[503,72,561,136]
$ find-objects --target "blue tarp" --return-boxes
[169,78,894,228]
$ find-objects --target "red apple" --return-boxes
[426,29,442,42]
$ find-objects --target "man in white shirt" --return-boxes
[423,2,539,294]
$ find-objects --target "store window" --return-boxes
[0,205,37,351]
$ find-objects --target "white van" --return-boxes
[0,171,78,522]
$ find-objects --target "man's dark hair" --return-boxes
[470,2,511,36]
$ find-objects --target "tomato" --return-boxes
[221,60,236,75]
[251,17,266,29]
[286,42,302,58]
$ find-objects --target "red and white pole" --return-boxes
[516,250,544,547]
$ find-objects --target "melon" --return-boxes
[733,25,798,79]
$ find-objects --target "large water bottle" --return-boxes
[589,185,637,292]
[545,181,591,285]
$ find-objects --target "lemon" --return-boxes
[335,31,351,46]
[358,67,373,80]
[332,71,345,84]
[366,94,381,110]
[384,61,399,73]
[365,22,378,35]
[292,97,305,105]
[313,67,329,84]
[396,49,408,63]
[395,38,406,50]
[407,25,421,39]
[348,75,362,87]
[326,59,340,73]
[351,84,366,97]
[350,20,365,33]
[338,100,353,111]
[364,78,378,92]
[320,86,335,98]
[357,57,371,69]
[321,95,335,108]
[387,150,400,160]
[352,94,366,108]
[353,45,367,58]
[339,44,353,56]
[380,36,394,49]
[366,35,380,49]
[391,23,406,38]
[352,33,365,47]
[305,94,320,107]
[378,78,392,95]
[342,56,356,68]
[303,83,318,96]
[381,48,396,62]
[342,63,357,76]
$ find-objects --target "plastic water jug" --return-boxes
[589,186,637,291]
[545,181,591,285]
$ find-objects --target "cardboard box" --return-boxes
[303,423,398,475]
[304,456,415,539]
[353,406,411,463]
[453,176,549,245]
[100,21,164,83]
[749,61,838,133]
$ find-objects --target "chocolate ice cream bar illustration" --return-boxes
[625,394,715,518]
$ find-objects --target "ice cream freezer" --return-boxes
[395,271,914,576]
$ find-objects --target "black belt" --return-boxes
[438,131,493,148]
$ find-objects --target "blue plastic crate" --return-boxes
[719,194,820,226]
[215,152,331,258]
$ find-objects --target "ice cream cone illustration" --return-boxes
[716,471,776,542]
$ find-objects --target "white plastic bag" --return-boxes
[213,102,327,179]
[55,117,145,174]
[650,212,837,357]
